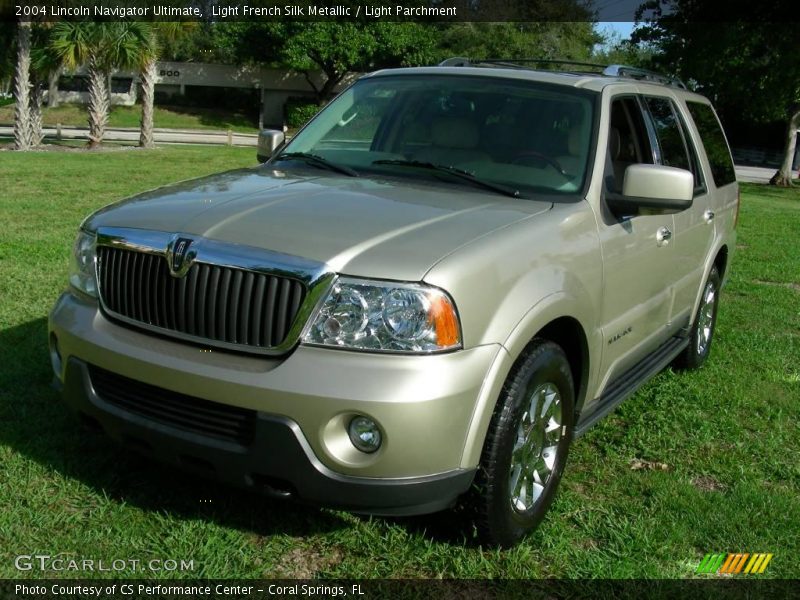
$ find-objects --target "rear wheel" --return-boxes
[675,265,721,370]
[466,339,574,547]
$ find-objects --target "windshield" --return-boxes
[278,74,596,197]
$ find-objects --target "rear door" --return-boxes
[641,95,713,328]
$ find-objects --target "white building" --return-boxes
[54,61,351,127]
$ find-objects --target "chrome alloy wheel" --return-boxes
[696,280,717,356]
[509,382,563,513]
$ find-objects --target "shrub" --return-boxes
[285,98,321,129]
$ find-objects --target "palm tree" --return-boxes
[50,22,104,147]
[137,27,160,149]
[138,22,194,149]
[50,22,153,148]
[13,20,33,150]
[29,26,60,146]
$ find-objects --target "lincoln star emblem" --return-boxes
[167,236,196,277]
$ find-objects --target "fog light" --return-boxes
[347,416,382,453]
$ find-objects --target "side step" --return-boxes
[574,335,688,438]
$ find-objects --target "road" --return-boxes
[734,165,797,184]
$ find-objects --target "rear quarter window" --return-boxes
[686,102,736,187]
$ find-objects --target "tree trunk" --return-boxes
[317,69,346,104]
[86,55,109,148]
[47,66,61,108]
[770,109,800,187]
[139,58,156,149]
[13,20,33,151]
[30,79,44,147]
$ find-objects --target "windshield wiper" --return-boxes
[275,152,359,177]
[372,159,522,199]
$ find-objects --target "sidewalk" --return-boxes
[0,124,258,147]
[1,124,798,183]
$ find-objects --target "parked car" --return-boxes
[49,59,738,546]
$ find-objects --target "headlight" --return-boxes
[302,277,461,353]
[68,230,97,297]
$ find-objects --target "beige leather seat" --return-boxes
[556,126,588,176]
[414,117,490,167]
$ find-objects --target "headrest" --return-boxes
[431,117,480,149]
[567,126,583,156]
[608,127,621,160]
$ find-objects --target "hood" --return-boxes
[87,166,552,281]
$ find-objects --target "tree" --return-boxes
[634,3,800,186]
[222,22,437,104]
[29,26,61,146]
[13,19,33,150]
[435,22,600,63]
[139,22,195,149]
[0,22,16,93]
[50,22,153,148]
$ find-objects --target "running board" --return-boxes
[574,335,688,438]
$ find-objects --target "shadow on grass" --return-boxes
[0,317,478,545]
[0,317,348,538]
[158,104,258,131]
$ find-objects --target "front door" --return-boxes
[595,95,679,389]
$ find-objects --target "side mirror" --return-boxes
[257,129,285,163]
[607,164,694,215]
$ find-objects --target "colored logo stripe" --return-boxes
[696,554,726,574]
[697,553,773,575]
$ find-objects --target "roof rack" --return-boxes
[437,57,687,89]
[602,65,687,89]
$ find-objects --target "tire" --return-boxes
[466,339,575,548]
[674,265,721,370]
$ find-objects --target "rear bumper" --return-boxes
[61,357,475,516]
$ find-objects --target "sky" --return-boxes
[600,22,637,40]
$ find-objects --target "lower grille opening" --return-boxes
[89,365,257,446]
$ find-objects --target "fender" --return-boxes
[459,291,600,470]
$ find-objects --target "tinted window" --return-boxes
[606,97,654,193]
[644,97,705,194]
[644,97,691,172]
[686,102,736,187]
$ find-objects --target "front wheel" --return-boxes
[675,265,721,370]
[465,339,574,548]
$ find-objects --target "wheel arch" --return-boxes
[714,244,729,282]
[459,301,597,470]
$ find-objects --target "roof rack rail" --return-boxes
[438,57,472,67]
[603,65,687,89]
[437,57,688,89]
[483,58,609,70]
[438,57,607,71]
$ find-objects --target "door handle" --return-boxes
[657,226,672,246]
[704,210,715,223]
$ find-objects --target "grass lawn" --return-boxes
[0,147,798,579]
[0,103,259,134]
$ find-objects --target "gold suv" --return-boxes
[49,60,738,546]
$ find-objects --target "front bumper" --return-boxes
[49,292,501,514]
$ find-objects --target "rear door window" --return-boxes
[686,102,736,187]
[643,97,706,195]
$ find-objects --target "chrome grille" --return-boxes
[97,246,307,351]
